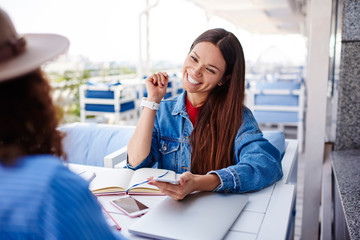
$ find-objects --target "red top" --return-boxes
[185,97,201,126]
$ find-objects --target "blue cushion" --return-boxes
[85,101,135,113]
[85,82,122,99]
[255,94,299,106]
[254,111,299,123]
[86,90,115,99]
[60,123,135,166]
[262,131,286,158]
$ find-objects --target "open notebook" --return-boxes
[70,166,177,195]
[128,192,248,240]
[91,168,178,195]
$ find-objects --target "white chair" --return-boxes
[79,84,137,124]
[247,81,305,152]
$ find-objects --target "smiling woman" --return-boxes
[126,28,283,200]
[182,42,227,107]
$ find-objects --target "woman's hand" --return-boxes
[149,172,197,200]
[145,72,168,103]
[148,172,221,200]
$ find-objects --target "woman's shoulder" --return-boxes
[15,155,87,191]
[241,107,261,133]
[15,154,64,176]
[24,155,92,209]
[0,155,89,222]
[232,107,264,144]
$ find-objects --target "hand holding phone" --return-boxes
[153,177,179,185]
[111,196,149,218]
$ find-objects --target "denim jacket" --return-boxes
[126,91,283,193]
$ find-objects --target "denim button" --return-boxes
[162,142,167,151]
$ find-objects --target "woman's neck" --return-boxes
[186,92,207,107]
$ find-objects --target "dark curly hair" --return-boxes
[0,69,65,165]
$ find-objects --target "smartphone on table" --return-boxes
[111,196,149,218]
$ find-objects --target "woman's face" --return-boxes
[182,42,226,98]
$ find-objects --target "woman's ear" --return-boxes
[218,75,231,86]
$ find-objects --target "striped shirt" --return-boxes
[0,155,125,240]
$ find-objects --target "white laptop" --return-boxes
[128,192,248,240]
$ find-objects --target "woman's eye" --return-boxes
[191,56,198,62]
[206,68,215,74]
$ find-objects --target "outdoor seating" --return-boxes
[79,83,137,124]
[246,78,305,152]
[59,122,135,166]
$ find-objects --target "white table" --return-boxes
[70,154,296,240]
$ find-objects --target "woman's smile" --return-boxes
[181,42,226,106]
[186,72,201,85]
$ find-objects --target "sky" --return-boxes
[0,0,307,66]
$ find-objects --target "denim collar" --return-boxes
[172,91,187,116]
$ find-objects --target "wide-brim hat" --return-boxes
[0,8,69,82]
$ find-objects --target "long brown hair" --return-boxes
[0,69,65,165]
[190,28,246,174]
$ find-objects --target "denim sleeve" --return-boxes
[208,131,283,193]
[125,122,160,170]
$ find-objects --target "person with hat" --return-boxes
[0,8,125,239]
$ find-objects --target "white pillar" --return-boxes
[205,11,212,29]
[137,0,159,78]
[137,7,144,79]
[301,0,332,239]
[146,9,151,74]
